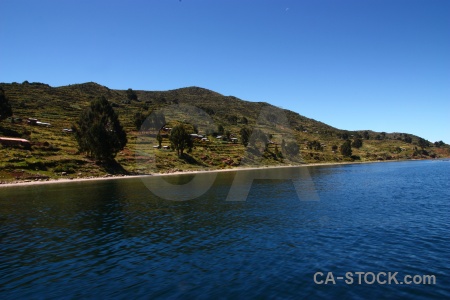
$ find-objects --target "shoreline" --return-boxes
[0,158,440,188]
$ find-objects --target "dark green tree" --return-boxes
[126,88,138,101]
[417,138,429,150]
[332,145,338,152]
[0,87,13,122]
[363,131,370,140]
[352,138,363,149]
[218,124,225,135]
[169,124,191,157]
[241,116,248,125]
[404,135,412,143]
[225,130,231,141]
[434,141,445,147]
[227,115,238,125]
[73,97,127,161]
[340,140,352,157]
[134,112,147,130]
[281,139,287,153]
[240,127,252,147]
[275,144,283,159]
[308,140,323,151]
[156,132,163,148]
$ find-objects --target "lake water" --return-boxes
[1,160,449,299]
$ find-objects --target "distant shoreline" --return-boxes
[0,158,439,189]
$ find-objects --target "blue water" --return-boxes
[0,160,449,299]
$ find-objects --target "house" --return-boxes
[190,133,203,140]
[26,118,51,127]
[36,121,51,127]
[27,118,38,125]
[0,137,31,148]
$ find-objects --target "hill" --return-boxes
[0,81,449,183]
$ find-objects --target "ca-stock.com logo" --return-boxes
[134,104,319,202]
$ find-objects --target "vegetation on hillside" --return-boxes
[0,81,449,183]
[0,88,12,121]
[73,96,127,161]
[169,124,192,157]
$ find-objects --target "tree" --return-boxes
[134,112,147,130]
[434,141,445,147]
[340,140,352,157]
[225,130,231,141]
[73,97,127,161]
[241,116,248,125]
[281,139,287,153]
[156,132,163,148]
[308,140,323,151]
[227,115,238,125]
[169,124,191,157]
[352,138,363,149]
[363,131,370,140]
[126,88,137,101]
[0,87,12,122]
[332,145,338,152]
[240,127,252,147]
[404,135,412,143]
[275,145,283,159]
[218,124,225,135]
[417,138,429,150]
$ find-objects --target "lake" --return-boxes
[1,160,449,299]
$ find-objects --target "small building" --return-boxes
[0,137,31,148]
[36,121,51,127]
[27,118,38,125]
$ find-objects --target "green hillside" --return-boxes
[0,81,448,183]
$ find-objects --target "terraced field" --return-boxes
[1,81,448,183]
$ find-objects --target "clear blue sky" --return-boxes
[1,0,449,143]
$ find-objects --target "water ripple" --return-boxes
[0,160,449,299]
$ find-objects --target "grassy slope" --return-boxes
[0,81,449,182]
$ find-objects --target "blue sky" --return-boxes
[1,0,449,143]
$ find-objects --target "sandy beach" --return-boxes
[0,159,414,189]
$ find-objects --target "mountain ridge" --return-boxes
[0,81,448,182]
